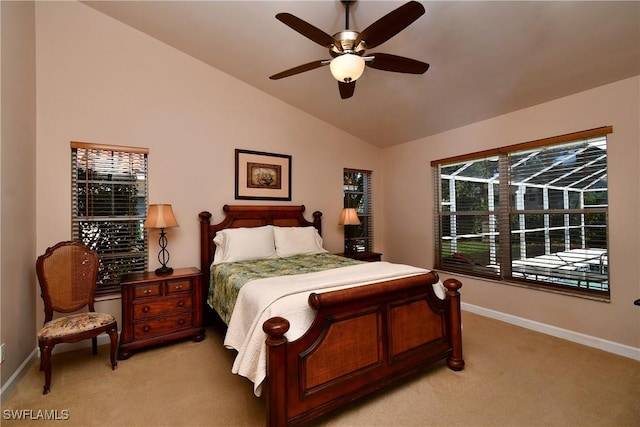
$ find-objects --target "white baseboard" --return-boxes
[462,302,640,361]
[0,347,38,401]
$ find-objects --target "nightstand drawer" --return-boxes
[167,279,192,294]
[133,283,162,299]
[133,296,192,319]
[134,313,193,340]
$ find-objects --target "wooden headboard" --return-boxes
[198,205,322,290]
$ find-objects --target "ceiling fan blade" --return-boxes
[338,81,356,99]
[355,1,425,49]
[367,53,429,74]
[276,13,338,48]
[269,60,328,80]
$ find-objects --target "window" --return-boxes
[71,142,149,294]
[343,169,373,253]
[433,127,611,298]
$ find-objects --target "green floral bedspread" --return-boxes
[210,253,363,325]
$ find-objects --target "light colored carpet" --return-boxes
[2,312,639,426]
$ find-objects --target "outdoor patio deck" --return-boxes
[511,248,608,290]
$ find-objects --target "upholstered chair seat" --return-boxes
[38,312,117,340]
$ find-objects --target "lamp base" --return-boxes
[155,266,174,275]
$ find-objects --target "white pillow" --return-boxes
[212,225,276,265]
[273,226,328,258]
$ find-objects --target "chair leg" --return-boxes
[39,341,53,395]
[92,336,98,355]
[107,323,118,370]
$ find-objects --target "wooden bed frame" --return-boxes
[199,205,464,427]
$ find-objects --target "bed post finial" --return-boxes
[444,278,465,371]
[313,211,323,236]
[199,211,212,223]
[199,211,213,326]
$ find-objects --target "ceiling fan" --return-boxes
[269,0,429,99]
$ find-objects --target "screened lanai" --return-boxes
[438,135,608,294]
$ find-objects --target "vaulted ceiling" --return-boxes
[83,1,640,147]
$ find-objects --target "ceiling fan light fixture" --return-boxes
[329,53,365,83]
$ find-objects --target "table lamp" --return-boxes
[144,204,179,275]
[339,207,361,255]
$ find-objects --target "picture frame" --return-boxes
[235,149,292,200]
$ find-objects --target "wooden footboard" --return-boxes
[263,272,464,427]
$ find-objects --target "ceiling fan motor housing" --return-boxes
[331,30,366,57]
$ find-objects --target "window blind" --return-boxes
[434,127,611,298]
[71,142,149,294]
[344,169,373,253]
[437,156,501,279]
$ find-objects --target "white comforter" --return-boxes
[223,261,444,396]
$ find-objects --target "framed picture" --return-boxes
[235,149,292,200]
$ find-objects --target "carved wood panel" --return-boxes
[389,298,444,358]
[301,310,382,392]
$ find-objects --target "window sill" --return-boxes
[95,292,121,302]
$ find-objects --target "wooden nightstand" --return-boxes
[336,252,382,262]
[118,267,205,360]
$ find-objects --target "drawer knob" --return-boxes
[175,284,183,290]
[178,319,186,326]
[178,300,185,307]
[143,289,152,295]
[143,325,151,332]
[142,306,150,313]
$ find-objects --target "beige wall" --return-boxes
[382,76,640,349]
[0,1,37,388]
[34,2,382,328]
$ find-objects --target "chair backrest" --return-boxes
[36,241,100,322]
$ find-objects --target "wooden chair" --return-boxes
[36,241,118,394]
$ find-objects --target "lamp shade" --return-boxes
[339,208,361,226]
[330,54,365,83]
[144,204,179,229]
